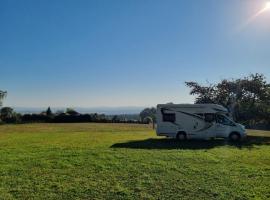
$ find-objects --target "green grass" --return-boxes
[0,123,269,200]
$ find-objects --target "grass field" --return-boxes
[0,123,269,200]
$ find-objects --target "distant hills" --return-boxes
[13,106,145,115]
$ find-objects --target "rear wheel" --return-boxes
[176,132,187,141]
[229,132,241,142]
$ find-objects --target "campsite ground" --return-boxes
[0,123,269,200]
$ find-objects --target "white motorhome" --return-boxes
[156,104,246,141]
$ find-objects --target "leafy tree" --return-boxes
[140,107,157,123]
[0,107,14,120]
[185,73,270,125]
[185,82,216,104]
[112,115,119,122]
[91,113,99,122]
[55,110,65,115]
[0,90,7,107]
[46,107,53,116]
[66,108,79,115]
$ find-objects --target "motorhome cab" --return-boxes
[156,104,246,141]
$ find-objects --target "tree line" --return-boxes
[0,91,143,124]
[0,106,143,124]
[1,73,270,129]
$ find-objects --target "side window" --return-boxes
[162,113,176,122]
[204,113,215,123]
[216,115,235,126]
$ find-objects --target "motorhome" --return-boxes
[156,104,246,141]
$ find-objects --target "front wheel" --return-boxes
[229,132,241,142]
[176,132,187,141]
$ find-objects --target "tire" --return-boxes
[229,132,241,142]
[176,132,187,141]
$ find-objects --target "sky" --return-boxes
[1,0,270,108]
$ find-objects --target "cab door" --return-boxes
[215,122,228,137]
[203,113,217,138]
[215,114,231,137]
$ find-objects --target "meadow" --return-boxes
[0,123,269,200]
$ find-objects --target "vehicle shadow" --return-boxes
[111,135,270,150]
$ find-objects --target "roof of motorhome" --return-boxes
[157,104,228,112]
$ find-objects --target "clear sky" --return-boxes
[1,0,270,107]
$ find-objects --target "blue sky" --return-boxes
[1,0,270,107]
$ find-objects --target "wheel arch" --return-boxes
[176,131,187,140]
[229,131,241,141]
[229,131,241,137]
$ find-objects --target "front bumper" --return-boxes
[241,131,247,140]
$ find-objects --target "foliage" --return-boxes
[0,123,269,199]
[46,107,53,116]
[66,108,79,115]
[0,107,14,119]
[139,107,157,123]
[185,73,270,126]
[17,108,153,124]
[112,115,120,123]
[22,113,52,123]
[18,109,142,124]
[53,113,92,123]
[0,90,7,107]
[0,107,21,123]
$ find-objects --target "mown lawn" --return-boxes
[0,123,269,200]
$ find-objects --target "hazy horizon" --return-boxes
[10,106,149,115]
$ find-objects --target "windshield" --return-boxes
[216,114,235,126]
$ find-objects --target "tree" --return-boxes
[185,82,216,104]
[55,110,65,115]
[112,115,119,122]
[140,107,157,123]
[0,90,7,107]
[66,108,79,115]
[2,111,21,123]
[185,73,270,125]
[0,107,14,120]
[46,107,53,116]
